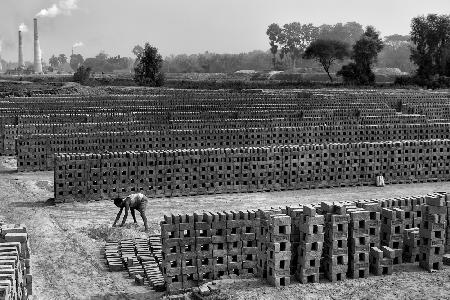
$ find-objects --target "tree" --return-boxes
[266,23,282,70]
[134,43,165,86]
[73,66,91,85]
[58,54,67,65]
[279,22,320,69]
[337,26,384,84]
[410,14,450,78]
[318,22,364,45]
[70,54,84,72]
[378,35,415,73]
[303,39,350,82]
[49,55,59,69]
[132,45,144,57]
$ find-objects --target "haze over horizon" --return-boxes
[1,0,449,62]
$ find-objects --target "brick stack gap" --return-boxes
[419,194,446,271]
[322,202,349,282]
[296,205,324,283]
[403,228,420,263]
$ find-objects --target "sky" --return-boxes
[0,0,449,62]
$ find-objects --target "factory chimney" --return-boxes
[18,31,24,68]
[33,18,43,74]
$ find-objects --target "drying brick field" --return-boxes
[2,86,450,300]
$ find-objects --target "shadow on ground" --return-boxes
[11,198,55,208]
[89,292,162,300]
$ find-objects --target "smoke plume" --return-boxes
[0,40,2,52]
[36,0,79,18]
[73,42,84,48]
[19,23,28,32]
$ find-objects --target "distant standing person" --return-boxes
[113,193,149,231]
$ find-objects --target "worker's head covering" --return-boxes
[113,197,123,207]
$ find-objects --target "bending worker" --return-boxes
[112,193,149,231]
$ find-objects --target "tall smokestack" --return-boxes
[18,31,24,68]
[33,18,43,74]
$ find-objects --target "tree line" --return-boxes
[48,52,133,73]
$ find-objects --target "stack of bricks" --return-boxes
[105,241,123,271]
[120,239,146,281]
[0,220,32,300]
[193,213,214,286]
[256,209,274,280]
[296,205,324,283]
[224,211,241,278]
[266,213,291,287]
[160,215,184,294]
[322,202,349,282]
[381,208,404,265]
[369,246,394,276]
[445,194,450,253]
[286,206,303,275]
[403,228,421,263]
[210,212,227,280]
[347,208,370,279]
[356,200,382,248]
[238,210,259,278]
[160,210,261,294]
[419,194,447,271]
[149,235,163,263]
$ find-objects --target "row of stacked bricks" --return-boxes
[0,218,32,300]
[296,205,323,284]
[258,209,291,287]
[160,210,259,294]
[321,202,349,282]
[419,193,447,271]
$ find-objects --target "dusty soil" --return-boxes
[1,156,450,299]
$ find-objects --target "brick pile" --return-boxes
[0,218,32,300]
[266,213,291,287]
[156,192,450,294]
[322,202,349,282]
[381,208,404,265]
[369,246,394,276]
[104,236,165,292]
[296,205,323,284]
[419,194,447,271]
[347,208,370,279]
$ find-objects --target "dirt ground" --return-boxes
[1,156,450,300]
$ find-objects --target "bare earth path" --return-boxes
[1,156,450,299]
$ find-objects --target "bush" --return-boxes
[73,66,92,85]
[394,75,450,89]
